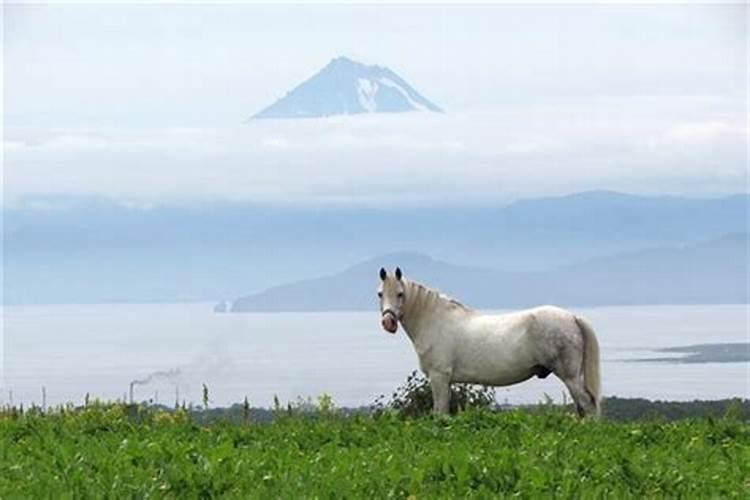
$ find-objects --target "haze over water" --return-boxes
[2,303,747,408]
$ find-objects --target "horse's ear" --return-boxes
[395,267,402,280]
[379,268,387,281]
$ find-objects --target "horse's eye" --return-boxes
[377,291,383,298]
[397,292,404,299]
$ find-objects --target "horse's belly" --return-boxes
[451,336,539,386]
[453,362,536,386]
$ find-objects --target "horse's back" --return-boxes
[467,305,582,364]
[519,304,582,342]
[480,305,578,337]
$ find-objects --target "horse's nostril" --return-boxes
[381,315,398,333]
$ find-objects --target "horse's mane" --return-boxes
[406,280,472,313]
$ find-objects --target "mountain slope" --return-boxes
[251,56,442,119]
[4,192,747,304]
[229,234,748,311]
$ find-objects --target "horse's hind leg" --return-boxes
[561,376,595,417]
[552,349,597,418]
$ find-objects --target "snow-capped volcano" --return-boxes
[251,56,443,119]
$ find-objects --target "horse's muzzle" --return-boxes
[381,311,398,334]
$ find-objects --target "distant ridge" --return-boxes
[5,191,748,305]
[251,56,443,119]
[227,234,748,311]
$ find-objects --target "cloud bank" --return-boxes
[4,97,746,206]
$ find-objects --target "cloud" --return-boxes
[4,100,747,206]
[663,120,746,144]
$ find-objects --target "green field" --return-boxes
[1,403,748,497]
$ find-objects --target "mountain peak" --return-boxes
[251,56,443,120]
[326,55,360,67]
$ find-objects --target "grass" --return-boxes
[1,402,748,497]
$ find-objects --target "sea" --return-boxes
[1,303,747,408]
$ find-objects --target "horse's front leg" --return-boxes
[429,372,451,415]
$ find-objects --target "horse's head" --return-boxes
[377,266,405,334]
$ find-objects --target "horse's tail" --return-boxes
[575,315,601,417]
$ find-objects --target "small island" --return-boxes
[632,343,749,364]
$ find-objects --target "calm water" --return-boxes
[1,304,748,407]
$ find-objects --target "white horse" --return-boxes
[377,267,601,417]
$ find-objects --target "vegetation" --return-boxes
[373,370,497,417]
[166,393,750,426]
[1,397,748,497]
[1,374,748,496]
[598,396,750,422]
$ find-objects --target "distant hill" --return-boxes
[4,191,748,304]
[229,234,748,311]
[251,56,442,119]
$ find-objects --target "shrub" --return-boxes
[374,370,496,417]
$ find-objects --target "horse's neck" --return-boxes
[400,280,454,342]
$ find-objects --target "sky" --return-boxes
[3,3,748,206]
